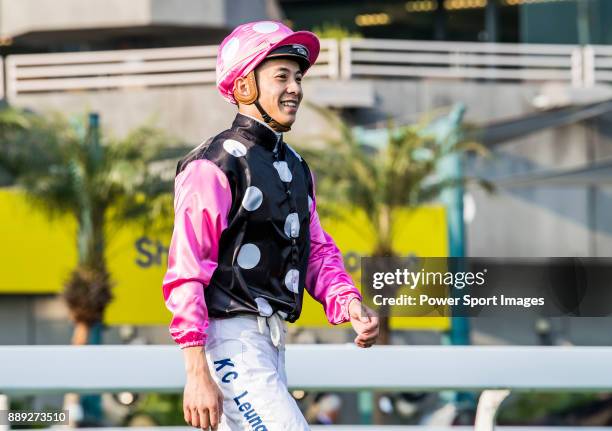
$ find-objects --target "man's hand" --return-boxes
[348,298,379,348]
[183,347,224,430]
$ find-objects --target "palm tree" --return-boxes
[0,108,174,343]
[295,105,492,345]
[1,107,176,424]
[294,105,491,424]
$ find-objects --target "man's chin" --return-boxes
[276,113,297,127]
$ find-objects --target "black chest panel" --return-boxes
[176,114,314,322]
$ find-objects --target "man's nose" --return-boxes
[286,79,302,98]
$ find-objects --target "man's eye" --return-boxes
[276,75,287,79]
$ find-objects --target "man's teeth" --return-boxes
[281,101,297,108]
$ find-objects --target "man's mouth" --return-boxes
[280,100,298,109]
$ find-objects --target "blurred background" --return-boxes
[1,0,612,427]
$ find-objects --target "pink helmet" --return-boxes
[216,21,320,104]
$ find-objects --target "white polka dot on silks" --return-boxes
[273,161,292,182]
[255,297,273,317]
[237,243,260,269]
[284,269,300,294]
[253,22,279,34]
[242,186,263,211]
[223,139,247,157]
[221,37,240,64]
[284,212,300,238]
[308,195,314,213]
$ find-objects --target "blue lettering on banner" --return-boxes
[135,236,168,268]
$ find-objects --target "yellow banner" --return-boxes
[0,188,449,330]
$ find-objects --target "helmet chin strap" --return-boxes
[253,100,291,133]
[234,71,292,133]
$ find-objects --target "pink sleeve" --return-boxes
[305,172,362,325]
[162,159,232,348]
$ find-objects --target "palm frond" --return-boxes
[1,107,176,325]
[296,103,492,254]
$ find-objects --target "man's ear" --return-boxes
[233,71,258,105]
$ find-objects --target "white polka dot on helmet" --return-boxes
[216,21,320,105]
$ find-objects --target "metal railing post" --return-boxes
[329,39,340,80]
[571,47,583,87]
[0,393,10,431]
[4,56,16,102]
[340,38,352,80]
[583,45,595,87]
[474,389,510,431]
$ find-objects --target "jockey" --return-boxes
[163,20,379,431]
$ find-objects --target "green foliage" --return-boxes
[311,23,362,40]
[128,393,184,426]
[498,393,601,424]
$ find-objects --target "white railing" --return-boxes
[2,345,612,430]
[589,44,612,86]
[309,38,340,80]
[3,345,612,393]
[5,45,218,100]
[3,40,340,100]
[3,40,611,102]
[25,427,612,431]
[340,38,583,85]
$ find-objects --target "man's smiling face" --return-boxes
[254,58,303,127]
